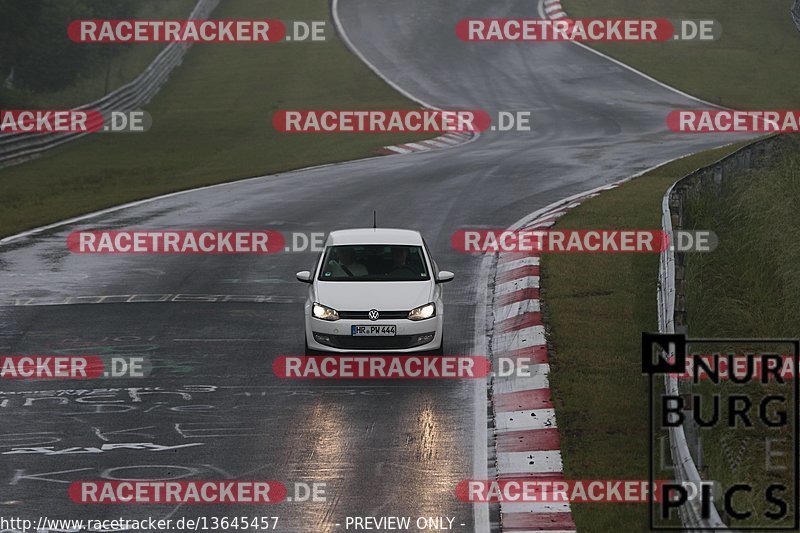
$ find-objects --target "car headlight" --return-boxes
[312,302,339,321]
[408,302,436,321]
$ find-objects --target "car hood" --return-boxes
[315,281,433,311]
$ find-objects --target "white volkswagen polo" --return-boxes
[296,228,454,353]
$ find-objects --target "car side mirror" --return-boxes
[436,271,455,283]
[296,270,313,283]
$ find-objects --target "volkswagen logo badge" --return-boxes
[368,309,380,321]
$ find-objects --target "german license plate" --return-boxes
[351,325,396,337]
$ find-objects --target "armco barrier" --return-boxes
[657,134,781,530]
[0,0,219,168]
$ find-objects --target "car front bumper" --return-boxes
[305,315,442,353]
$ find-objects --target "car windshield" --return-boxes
[318,245,430,281]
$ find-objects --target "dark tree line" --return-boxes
[0,0,150,93]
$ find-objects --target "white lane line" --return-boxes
[333,0,483,163]
[332,0,437,110]
[535,0,728,110]
[496,276,540,296]
[501,501,572,514]
[472,251,493,533]
[497,450,563,474]
[496,408,556,432]
[497,256,540,273]
[495,299,541,323]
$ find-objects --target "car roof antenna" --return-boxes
[373,210,377,230]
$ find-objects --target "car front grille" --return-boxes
[337,310,409,320]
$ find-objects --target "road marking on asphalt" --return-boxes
[378,130,477,155]
[471,250,493,533]
[536,0,726,110]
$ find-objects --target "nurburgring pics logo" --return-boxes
[643,333,799,530]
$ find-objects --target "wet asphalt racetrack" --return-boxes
[0,0,746,531]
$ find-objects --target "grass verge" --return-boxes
[0,0,430,238]
[681,135,800,528]
[542,140,751,531]
[560,0,800,109]
[1,0,196,108]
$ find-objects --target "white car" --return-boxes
[296,228,454,353]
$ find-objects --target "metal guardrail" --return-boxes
[0,0,220,168]
[658,185,727,529]
[657,134,782,530]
